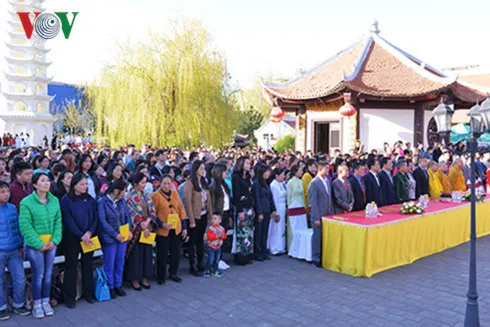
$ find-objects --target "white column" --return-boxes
[342,115,356,153]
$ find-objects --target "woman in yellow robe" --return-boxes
[428,161,442,198]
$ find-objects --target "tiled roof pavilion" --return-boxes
[263,23,487,105]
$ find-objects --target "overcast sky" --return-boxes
[1,0,488,89]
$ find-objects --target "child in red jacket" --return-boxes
[204,212,226,278]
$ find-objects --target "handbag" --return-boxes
[94,268,111,302]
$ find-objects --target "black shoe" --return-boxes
[65,301,76,309]
[265,256,272,260]
[115,287,126,297]
[169,275,182,283]
[110,289,118,299]
[141,283,151,290]
[190,267,203,277]
[314,262,322,268]
[85,297,96,304]
[0,309,11,321]
[13,306,30,316]
[157,279,166,285]
[132,283,142,291]
[255,257,264,262]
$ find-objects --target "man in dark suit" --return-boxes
[413,157,429,198]
[363,158,383,207]
[348,161,366,211]
[308,161,333,268]
[332,165,354,214]
[378,157,396,206]
[394,160,410,203]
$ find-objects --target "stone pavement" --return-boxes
[6,235,490,327]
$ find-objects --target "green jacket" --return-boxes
[394,172,410,204]
[19,192,62,250]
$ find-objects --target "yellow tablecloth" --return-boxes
[321,201,490,277]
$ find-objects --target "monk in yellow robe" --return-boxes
[436,162,452,196]
[428,161,442,198]
[449,159,466,192]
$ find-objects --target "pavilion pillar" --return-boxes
[296,105,307,152]
[341,92,357,153]
[414,103,424,145]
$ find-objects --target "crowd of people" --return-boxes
[0,137,488,320]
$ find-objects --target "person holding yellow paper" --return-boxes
[125,173,158,291]
[60,173,99,309]
[19,173,62,319]
[98,180,132,300]
[153,175,187,285]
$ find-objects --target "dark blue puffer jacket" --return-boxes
[0,202,23,251]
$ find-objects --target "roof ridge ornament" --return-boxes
[370,20,380,34]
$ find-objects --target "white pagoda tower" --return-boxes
[0,0,56,146]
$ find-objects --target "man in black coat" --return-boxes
[349,161,367,211]
[363,158,384,207]
[378,157,396,206]
[413,157,429,198]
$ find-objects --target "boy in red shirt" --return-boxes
[204,212,226,278]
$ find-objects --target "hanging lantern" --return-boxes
[339,102,357,117]
[270,106,285,123]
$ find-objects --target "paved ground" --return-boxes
[5,235,490,327]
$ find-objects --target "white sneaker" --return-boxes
[218,260,230,270]
[32,305,44,319]
[42,303,54,317]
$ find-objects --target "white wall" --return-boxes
[423,110,434,148]
[255,120,295,150]
[306,110,341,152]
[360,108,414,151]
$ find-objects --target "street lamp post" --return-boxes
[432,99,490,327]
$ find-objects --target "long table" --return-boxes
[321,198,490,277]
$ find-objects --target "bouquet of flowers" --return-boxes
[400,201,425,214]
[463,190,485,203]
[365,202,379,219]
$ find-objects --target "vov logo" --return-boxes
[17,12,79,40]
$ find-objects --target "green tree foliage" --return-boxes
[240,80,271,118]
[58,101,95,135]
[86,19,236,148]
[235,106,264,144]
[274,135,295,153]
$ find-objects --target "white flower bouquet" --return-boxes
[399,201,424,215]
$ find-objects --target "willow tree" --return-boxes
[87,19,236,148]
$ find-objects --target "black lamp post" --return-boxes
[433,100,490,327]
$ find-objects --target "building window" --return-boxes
[37,103,45,113]
[15,84,26,93]
[15,66,25,74]
[37,85,43,94]
[14,39,25,45]
[14,102,26,112]
[36,54,42,61]
[16,27,23,33]
[15,51,24,58]
[36,68,42,75]
[330,130,340,148]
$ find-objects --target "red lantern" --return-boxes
[270,106,285,123]
[339,103,357,117]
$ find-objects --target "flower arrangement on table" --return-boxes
[365,201,379,218]
[463,190,485,203]
[400,201,425,214]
